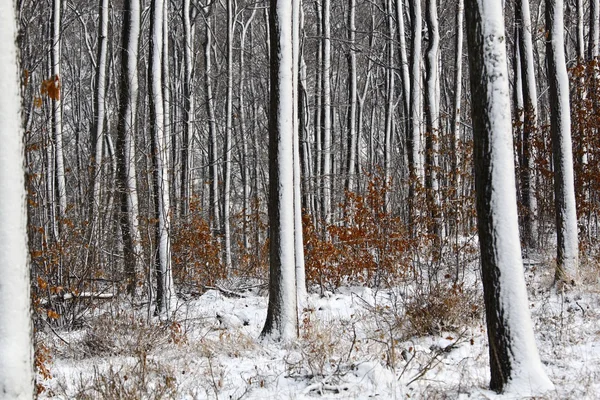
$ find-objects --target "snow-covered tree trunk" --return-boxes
[293,0,307,307]
[465,0,554,393]
[239,9,257,250]
[90,0,109,250]
[52,0,67,249]
[149,0,176,317]
[345,0,357,194]
[204,8,220,231]
[321,0,332,227]
[424,0,440,235]
[452,0,464,195]
[116,0,143,297]
[384,0,395,208]
[0,1,35,395]
[516,0,539,249]
[546,0,579,284]
[408,0,423,232]
[396,0,411,137]
[223,0,234,270]
[181,0,194,217]
[261,0,298,342]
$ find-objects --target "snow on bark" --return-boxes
[91,0,109,237]
[546,0,579,283]
[0,1,35,396]
[117,0,143,297]
[409,0,423,184]
[52,0,67,239]
[149,0,176,317]
[261,0,298,342]
[517,0,539,248]
[293,0,307,307]
[322,0,332,226]
[465,0,554,393]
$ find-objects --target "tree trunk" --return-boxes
[116,0,143,297]
[465,0,554,393]
[516,0,539,249]
[293,0,307,306]
[149,0,176,317]
[321,0,332,227]
[181,0,194,217]
[204,7,220,231]
[546,0,579,283]
[424,0,440,235]
[88,0,109,272]
[345,0,357,194]
[0,1,35,395]
[261,0,298,342]
[223,0,234,270]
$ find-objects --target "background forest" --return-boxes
[13,0,600,397]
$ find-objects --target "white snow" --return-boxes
[37,265,600,399]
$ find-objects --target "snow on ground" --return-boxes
[38,258,600,399]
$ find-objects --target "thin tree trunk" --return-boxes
[149,0,176,317]
[517,0,539,248]
[345,0,357,194]
[204,8,220,231]
[52,0,67,263]
[90,0,109,257]
[546,0,579,283]
[321,0,332,227]
[223,0,234,270]
[293,0,307,307]
[181,0,194,216]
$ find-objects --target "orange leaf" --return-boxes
[46,310,60,320]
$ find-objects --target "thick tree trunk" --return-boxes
[465,0,554,393]
[0,1,35,395]
[321,0,332,227]
[546,0,579,283]
[116,0,143,297]
[261,0,298,342]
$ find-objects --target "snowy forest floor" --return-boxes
[38,252,600,399]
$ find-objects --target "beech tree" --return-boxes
[546,0,579,284]
[465,0,554,393]
[261,0,298,341]
[116,0,143,296]
[149,0,176,316]
[0,1,35,396]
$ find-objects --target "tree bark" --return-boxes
[261,0,298,342]
[117,0,143,296]
[465,0,554,392]
[149,0,176,317]
[546,0,579,283]
[0,1,35,395]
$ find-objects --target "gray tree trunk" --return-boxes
[465,0,554,392]
[546,0,579,283]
